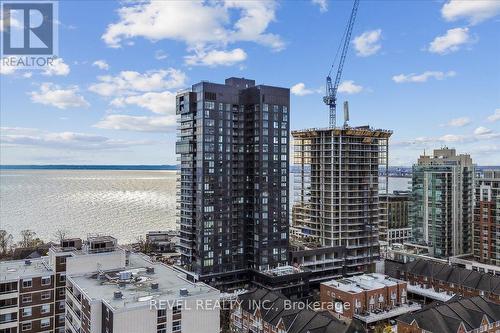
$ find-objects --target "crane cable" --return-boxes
[327,7,353,78]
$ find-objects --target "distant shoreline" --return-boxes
[0,165,177,171]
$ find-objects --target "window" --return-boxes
[22,279,32,288]
[263,104,269,112]
[22,294,32,303]
[22,323,32,331]
[23,307,32,317]
[173,305,182,315]
[59,274,66,283]
[204,101,215,109]
[41,291,51,301]
[40,318,50,328]
[41,304,50,314]
[172,320,181,332]
[41,276,51,286]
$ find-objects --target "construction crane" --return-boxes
[323,0,360,128]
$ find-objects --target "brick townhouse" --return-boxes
[395,259,500,304]
[397,296,500,333]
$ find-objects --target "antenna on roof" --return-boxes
[343,101,350,128]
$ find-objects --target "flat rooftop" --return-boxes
[0,257,52,281]
[322,273,403,294]
[70,253,218,310]
[292,126,393,138]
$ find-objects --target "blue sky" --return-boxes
[1,0,499,166]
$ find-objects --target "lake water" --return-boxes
[0,170,177,244]
[0,169,411,244]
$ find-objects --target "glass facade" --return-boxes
[176,78,290,283]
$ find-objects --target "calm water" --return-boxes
[0,169,410,244]
[386,177,411,193]
[0,170,177,244]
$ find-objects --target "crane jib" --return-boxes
[323,0,360,128]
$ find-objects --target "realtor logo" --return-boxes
[1,1,58,69]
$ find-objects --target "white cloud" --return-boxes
[110,91,175,114]
[311,0,328,13]
[0,16,22,32]
[155,50,168,60]
[474,126,492,135]
[353,29,382,57]
[487,109,500,122]
[185,48,247,67]
[290,83,321,96]
[441,0,500,24]
[0,127,150,150]
[93,60,109,70]
[89,68,186,97]
[392,70,456,83]
[102,0,284,64]
[338,80,363,94]
[394,129,500,147]
[30,83,90,109]
[444,117,471,127]
[94,115,176,132]
[42,58,70,76]
[0,65,16,75]
[428,27,471,54]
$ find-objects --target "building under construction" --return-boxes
[291,126,392,280]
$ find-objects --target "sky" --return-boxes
[1,0,499,166]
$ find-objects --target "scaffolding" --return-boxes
[292,126,392,274]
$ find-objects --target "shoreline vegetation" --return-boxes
[0,228,176,260]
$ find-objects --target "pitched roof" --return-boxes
[397,296,500,333]
[401,259,500,295]
[237,289,365,333]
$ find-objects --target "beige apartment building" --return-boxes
[0,236,219,333]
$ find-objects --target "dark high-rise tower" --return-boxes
[176,78,290,286]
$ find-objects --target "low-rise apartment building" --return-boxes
[397,296,500,333]
[65,252,219,333]
[320,273,420,327]
[0,258,61,333]
[0,236,219,333]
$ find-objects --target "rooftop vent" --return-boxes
[151,283,159,290]
[179,288,189,297]
[24,260,31,266]
[114,291,123,299]
[146,267,155,274]
[119,271,132,281]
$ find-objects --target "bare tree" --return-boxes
[0,230,13,256]
[136,235,153,253]
[18,229,44,248]
[54,229,69,243]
